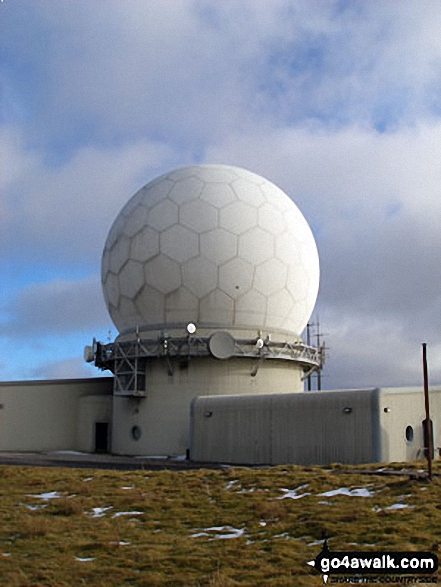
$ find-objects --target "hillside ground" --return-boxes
[0,462,440,586]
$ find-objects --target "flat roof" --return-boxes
[0,376,113,387]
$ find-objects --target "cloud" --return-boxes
[321,311,441,389]
[1,276,111,338]
[30,356,110,381]
[2,0,441,387]
[3,0,441,154]
[205,121,441,387]
[0,129,176,266]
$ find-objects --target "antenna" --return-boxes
[306,322,313,391]
[304,318,328,391]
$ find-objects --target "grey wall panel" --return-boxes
[191,387,441,466]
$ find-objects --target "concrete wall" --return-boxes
[112,356,303,456]
[0,378,113,452]
[77,394,113,452]
[191,387,441,466]
[378,387,441,462]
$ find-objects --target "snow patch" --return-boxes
[277,484,310,500]
[89,507,113,518]
[112,511,143,518]
[27,491,63,500]
[319,487,375,498]
[308,539,326,546]
[190,526,245,540]
[225,480,239,490]
[25,504,48,511]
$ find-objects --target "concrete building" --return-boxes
[1,165,438,466]
[190,387,441,466]
[88,164,322,456]
[0,378,113,453]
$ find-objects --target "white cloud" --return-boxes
[2,0,441,387]
[4,0,441,152]
[0,130,176,265]
[30,356,111,380]
[205,121,441,387]
[321,311,441,389]
[1,276,110,338]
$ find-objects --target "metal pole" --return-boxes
[422,343,433,481]
[316,319,322,391]
[306,323,312,391]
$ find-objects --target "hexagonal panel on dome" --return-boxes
[109,236,131,274]
[101,164,319,335]
[220,201,258,235]
[101,249,111,278]
[300,242,319,271]
[200,289,234,325]
[258,203,285,235]
[286,300,309,334]
[115,296,143,331]
[200,228,237,265]
[160,224,199,262]
[235,289,266,327]
[118,260,144,299]
[134,284,165,326]
[122,205,150,237]
[275,232,302,265]
[167,167,200,182]
[234,167,267,186]
[232,178,266,207]
[200,183,236,208]
[180,199,218,233]
[168,176,204,205]
[141,178,175,207]
[284,208,312,241]
[286,265,310,302]
[104,272,120,308]
[254,258,287,296]
[219,257,254,299]
[105,214,126,250]
[193,166,239,183]
[261,183,293,212]
[267,289,294,320]
[144,255,181,294]
[148,199,178,231]
[182,256,217,297]
[120,189,147,218]
[130,226,159,263]
[238,227,274,265]
[165,287,198,324]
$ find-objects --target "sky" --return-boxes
[1,0,441,389]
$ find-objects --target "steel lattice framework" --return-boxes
[92,334,324,396]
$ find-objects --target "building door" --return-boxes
[95,422,109,453]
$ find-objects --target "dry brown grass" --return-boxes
[0,462,439,586]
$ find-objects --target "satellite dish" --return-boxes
[84,345,94,363]
[208,331,236,360]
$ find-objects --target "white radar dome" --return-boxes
[102,165,319,336]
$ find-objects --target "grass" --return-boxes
[0,461,440,586]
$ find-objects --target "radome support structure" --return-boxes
[87,164,322,455]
